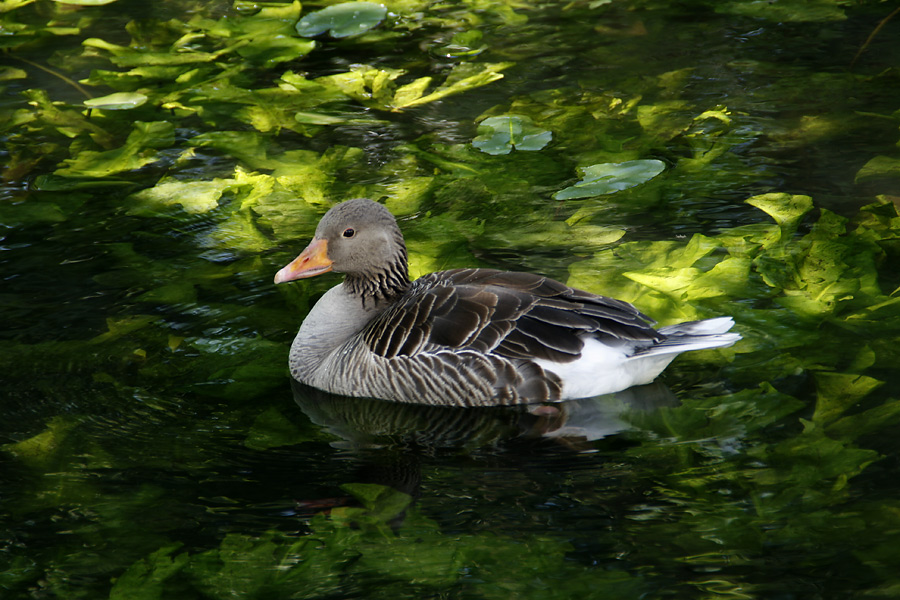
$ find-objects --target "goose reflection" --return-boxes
[291,379,678,452]
[290,381,679,522]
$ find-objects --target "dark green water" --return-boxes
[3,1,900,598]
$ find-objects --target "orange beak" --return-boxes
[274,238,333,283]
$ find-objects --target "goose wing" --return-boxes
[362,268,662,362]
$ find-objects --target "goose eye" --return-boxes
[342,228,355,238]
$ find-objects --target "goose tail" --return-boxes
[642,317,741,356]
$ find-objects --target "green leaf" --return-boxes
[245,408,312,450]
[391,76,432,108]
[32,175,135,191]
[340,483,413,521]
[855,155,900,183]
[187,534,284,599]
[746,192,814,241]
[439,29,486,57]
[718,0,847,22]
[82,37,226,67]
[109,545,187,600]
[2,416,75,469]
[0,200,67,226]
[295,2,387,38]
[472,115,552,155]
[55,121,175,178]
[206,205,274,252]
[129,178,233,215]
[812,372,884,427]
[294,111,346,125]
[392,62,512,110]
[83,91,148,110]
[554,159,666,200]
[235,36,316,68]
[0,66,27,80]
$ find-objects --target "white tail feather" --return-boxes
[536,317,740,399]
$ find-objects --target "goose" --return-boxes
[274,198,740,407]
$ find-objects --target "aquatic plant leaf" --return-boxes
[0,0,37,11]
[235,36,315,67]
[636,99,693,143]
[623,254,751,304]
[479,221,624,263]
[187,534,287,599]
[187,335,286,400]
[212,1,315,66]
[187,530,349,599]
[189,131,281,170]
[14,89,113,145]
[82,37,226,67]
[55,121,174,178]
[358,540,463,586]
[0,200,67,226]
[439,29,486,57]
[83,92,148,110]
[108,545,187,600]
[129,178,233,214]
[294,111,346,125]
[746,193,814,240]
[392,76,432,107]
[828,399,900,441]
[340,483,413,521]
[317,65,402,106]
[295,2,387,38]
[718,0,847,22]
[245,408,312,450]
[137,281,197,305]
[392,62,512,110]
[1,416,75,468]
[554,159,666,199]
[31,174,134,190]
[0,66,27,80]
[813,372,884,427]
[472,115,552,155]
[324,62,512,112]
[855,155,900,183]
[206,205,274,253]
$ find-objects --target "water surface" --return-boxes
[2,1,900,598]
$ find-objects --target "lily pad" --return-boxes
[554,159,666,200]
[295,2,387,39]
[472,115,552,155]
[84,92,148,110]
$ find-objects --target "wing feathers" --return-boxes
[358,268,665,404]
[365,268,658,363]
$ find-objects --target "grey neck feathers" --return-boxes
[344,234,411,303]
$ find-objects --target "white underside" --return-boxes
[534,337,677,399]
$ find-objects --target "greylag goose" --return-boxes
[274,198,740,407]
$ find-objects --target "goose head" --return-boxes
[274,198,411,299]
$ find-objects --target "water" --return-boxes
[3,0,900,598]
